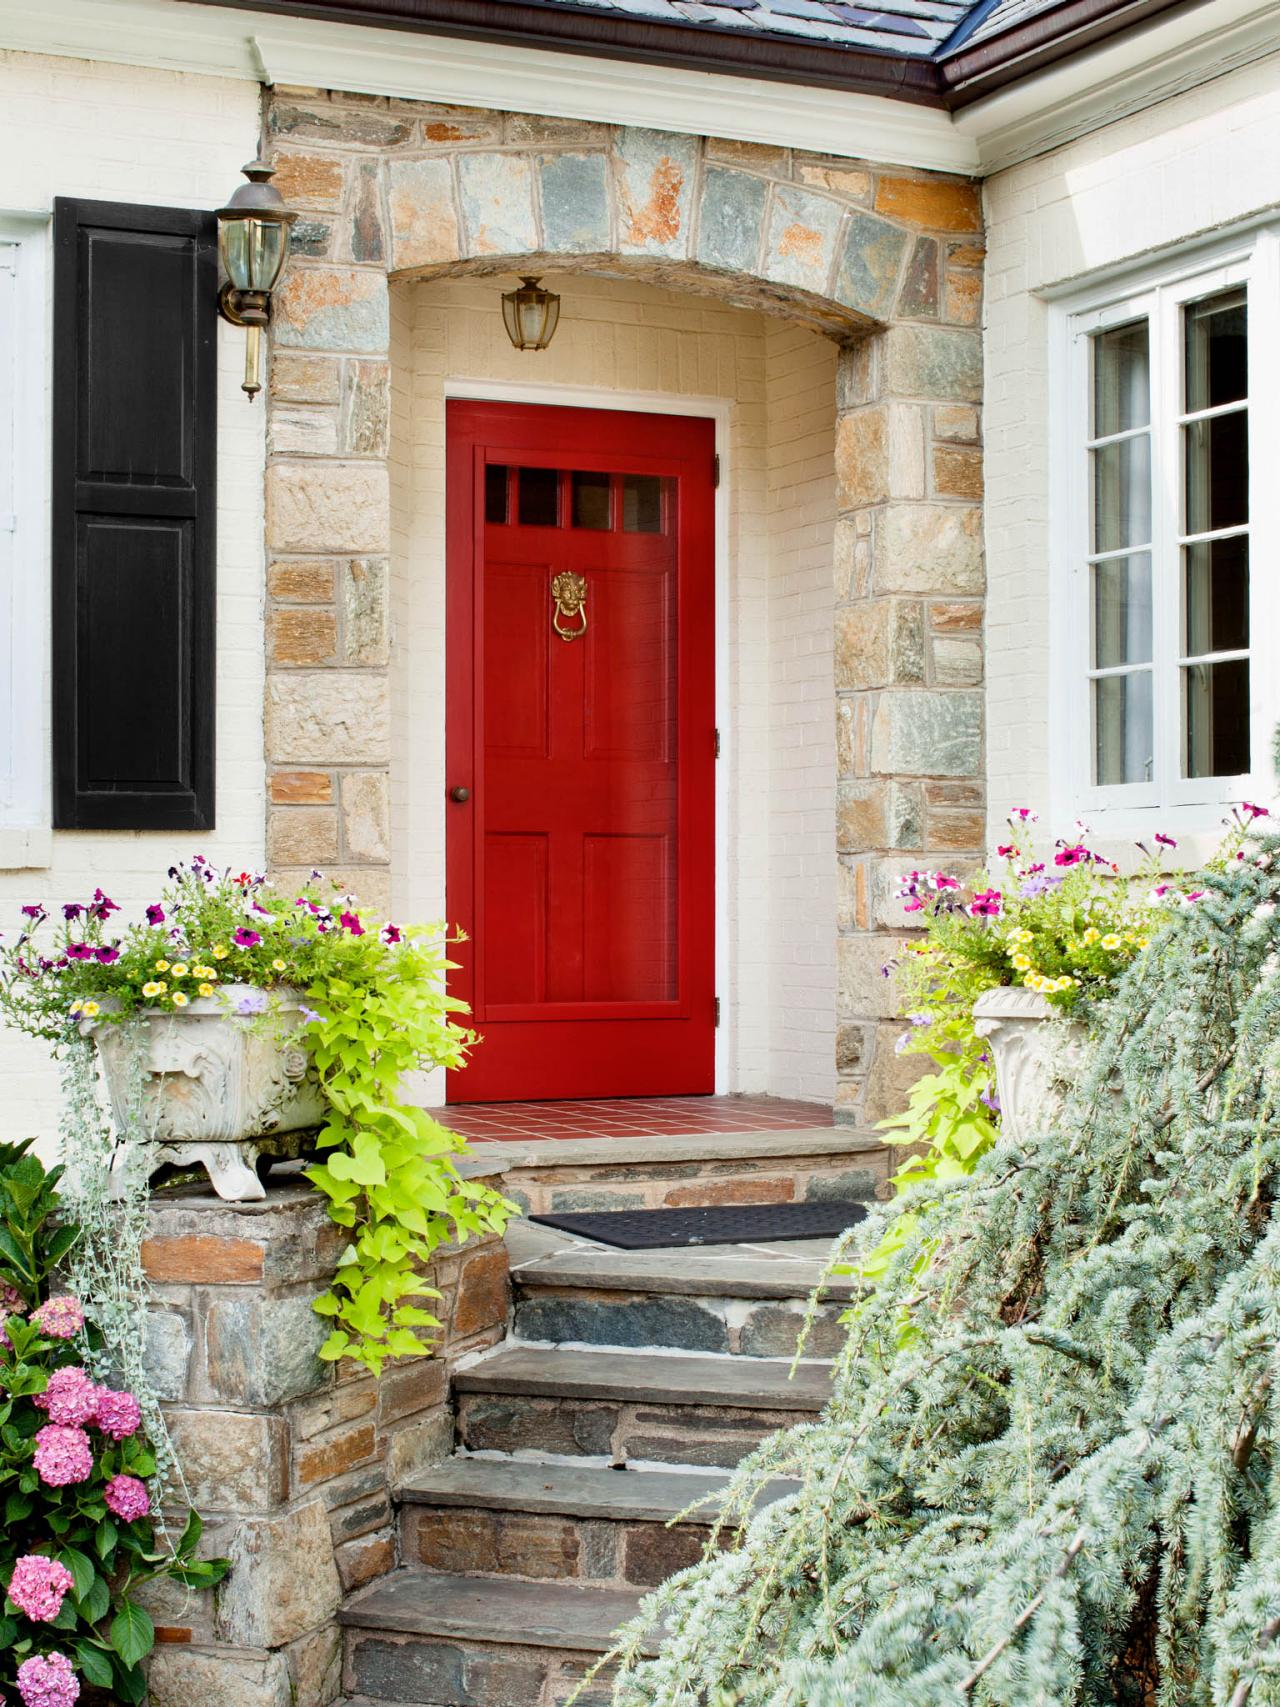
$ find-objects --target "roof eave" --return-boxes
[938,0,1205,106]
[192,0,947,103]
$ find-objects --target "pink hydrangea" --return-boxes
[102,1474,149,1523]
[8,1556,75,1622]
[16,1652,79,1707]
[34,1368,99,1428]
[93,1389,141,1442]
[30,1298,83,1341]
[31,1426,93,1488]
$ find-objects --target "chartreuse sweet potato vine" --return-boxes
[0,859,515,1374]
[607,816,1280,1706]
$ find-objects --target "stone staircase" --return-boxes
[336,1129,881,1707]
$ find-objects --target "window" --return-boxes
[1058,237,1276,830]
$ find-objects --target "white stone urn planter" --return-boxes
[972,987,1088,1141]
[83,986,327,1202]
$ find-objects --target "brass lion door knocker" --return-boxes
[551,571,588,642]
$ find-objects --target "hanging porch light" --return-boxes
[501,275,561,352]
[216,159,297,401]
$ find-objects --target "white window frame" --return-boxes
[0,213,51,868]
[1049,227,1280,840]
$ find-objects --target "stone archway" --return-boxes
[260,86,986,1122]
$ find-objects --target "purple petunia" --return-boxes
[233,991,269,1017]
[65,944,93,962]
[94,946,119,965]
[20,905,44,920]
[61,904,82,922]
[145,904,165,926]
[338,911,364,936]
[968,889,1003,918]
[233,927,261,949]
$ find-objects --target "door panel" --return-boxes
[445,400,716,1102]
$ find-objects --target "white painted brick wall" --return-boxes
[984,55,1280,848]
[0,50,264,1141]
[393,274,836,1103]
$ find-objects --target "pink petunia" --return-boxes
[968,889,1002,918]
[931,874,960,891]
[997,844,1019,859]
[233,927,261,948]
[1243,802,1270,820]
[338,911,365,936]
[1054,845,1089,868]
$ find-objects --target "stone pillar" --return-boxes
[139,1176,509,1707]
[834,313,986,1125]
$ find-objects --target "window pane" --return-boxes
[1184,658,1250,778]
[1092,435,1151,552]
[1185,535,1249,657]
[1094,671,1153,786]
[1092,552,1152,668]
[484,464,509,525]
[1184,410,1247,535]
[622,475,664,534]
[571,470,610,530]
[1185,289,1247,413]
[518,466,559,527]
[1093,321,1150,437]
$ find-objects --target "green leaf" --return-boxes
[72,1640,115,1689]
[80,1573,111,1624]
[110,1600,155,1668]
[59,1544,96,1601]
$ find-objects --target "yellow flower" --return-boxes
[212,945,228,960]
[1122,930,1137,944]
[1054,975,1075,991]
[192,965,216,980]
[171,991,190,1007]
[171,963,189,978]
[1010,928,1033,945]
[79,1000,100,1018]
[69,999,83,1016]
[272,957,287,973]
[1011,952,1032,971]
[1101,933,1122,951]
[198,982,215,998]
[1082,928,1100,945]
[1136,935,1150,948]
[142,981,166,998]
[154,958,170,972]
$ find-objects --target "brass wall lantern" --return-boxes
[216,159,297,401]
[502,276,561,352]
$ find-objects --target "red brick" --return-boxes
[452,1246,510,1338]
[664,1177,795,1209]
[295,1423,378,1488]
[141,1235,264,1284]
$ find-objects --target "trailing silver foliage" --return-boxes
[610,840,1280,1706]
[57,1030,182,1493]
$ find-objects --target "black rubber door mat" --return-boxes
[529,1200,868,1250]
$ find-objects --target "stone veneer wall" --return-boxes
[139,1176,509,1707]
[260,84,986,1122]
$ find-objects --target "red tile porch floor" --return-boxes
[426,1094,835,1143]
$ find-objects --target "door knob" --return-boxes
[449,786,471,803]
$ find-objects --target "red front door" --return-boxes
[445,400,716,1102]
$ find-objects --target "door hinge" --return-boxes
[714,996,721,1027]
[714,727,721,759]
[713,453,721,489]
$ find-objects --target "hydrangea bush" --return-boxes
[0,1144,223,1706]
[0,860,515,1373]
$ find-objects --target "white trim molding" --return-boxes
[1047,224,1280,844]
[0,213,52,871]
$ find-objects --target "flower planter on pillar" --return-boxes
[84,988,326,1202]
[972,988,1088,1141]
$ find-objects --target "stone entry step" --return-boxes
[455,1345,831,1468]
[399,1457,800,1588]
[341,1569,655,1706]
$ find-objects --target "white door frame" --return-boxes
[441,375,733,1094]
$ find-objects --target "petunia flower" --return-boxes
[380,924,402,946]
[61,904,82,922]
[996,844,1019,859]
[94,946,120,965]
[969,889,1003,918]
[1154,832,1177,848]
[338,912,364,936]
[1243,802,1270,820]
[233,928,261,948]
[145,904,165,926]
[20,905,44,920]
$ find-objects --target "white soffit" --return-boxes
[0,0,978,174]
[956,0,1280,172]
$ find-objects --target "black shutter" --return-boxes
[52,198,217,830]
